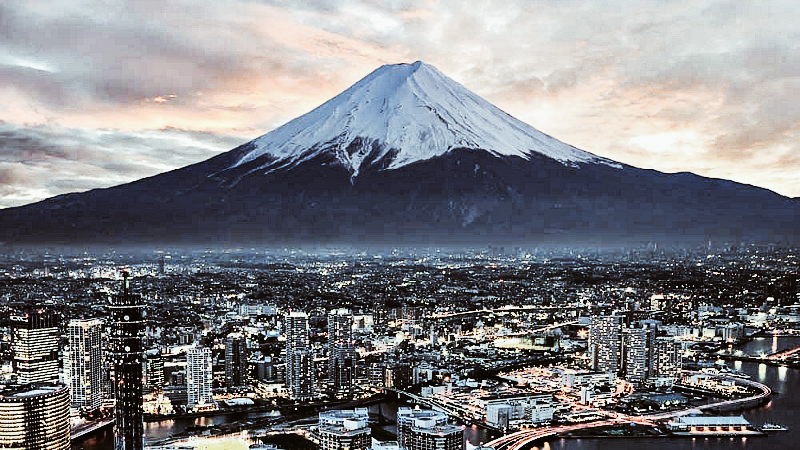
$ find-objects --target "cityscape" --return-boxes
[2,4,800,450]
[0,244,798,450]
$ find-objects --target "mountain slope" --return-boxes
[0,62,798,247]
[224,61,617,180]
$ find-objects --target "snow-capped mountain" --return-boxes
[0,62,798,247]
[227,61,618,179]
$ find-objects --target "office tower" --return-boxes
[396,408,448,450]
[621,327,653,387]
[318,409,371,450]
[187,346,214,411]
[649,337,682,387]
[145,349,165,392]
[369,362,386,387]
[11,311,60,385]
[588,315,622,374]
[407,423,463,450]
[328,308,356,399]
[109,272,146,450]
[67,318,104,412]
[285,312,315,400]
[225,332,248,387]
[0,384,70,450]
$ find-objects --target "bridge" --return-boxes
[71,418,114,441]
[486,419,633,450]
[767,345,800,360]
[716,345,800,368]
[491,321,580,338]
[427,306,587,320]
[376,387,483,424]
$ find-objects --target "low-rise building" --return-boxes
[318,409,371,450]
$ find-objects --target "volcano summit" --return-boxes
[230,61,616,179]
[1,62,798,246]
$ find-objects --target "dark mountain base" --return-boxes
[0,149,797,248]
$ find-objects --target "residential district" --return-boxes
[0,244,797,450]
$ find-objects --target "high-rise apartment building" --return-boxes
[285,312,315,400]
[328,308,356,399]
[590,315,682,388]
[187,346,214,411]
[621,327,654,387]
[649,337,682,387]
[0,384,71,450]
[109,272,146,450]
[588,315,622,374]
[67,318,104,412]
[318,409,371,450]
[225,332,248,387]
[11,311,60,385]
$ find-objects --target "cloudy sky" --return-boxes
[2,0,798,208]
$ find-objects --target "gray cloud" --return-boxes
[1,0,800,204]
[0,122,245,208]
[0,0,321,112]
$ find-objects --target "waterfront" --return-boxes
[73,336,800,450]
[72,411,281,450]
[534,336,800,450]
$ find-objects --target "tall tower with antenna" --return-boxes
[109,272,146,450]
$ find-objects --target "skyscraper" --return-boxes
[67,318,104,412]
[0,384,71,450]
[187,346,214,411]
[109,272,146,450]
[588,315,622,374]
[225,332,248,388]
[285,311,315,400]
[328,308,356,399]
[11,311,60,385]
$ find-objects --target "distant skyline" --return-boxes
[1,0,798,208]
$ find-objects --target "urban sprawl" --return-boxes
[0,244,797,449]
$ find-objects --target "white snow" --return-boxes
[232,61,619,176]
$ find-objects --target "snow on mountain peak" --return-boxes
[232,61,619,177]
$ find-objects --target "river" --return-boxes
[73,336,800,450]
[71,411,282,450]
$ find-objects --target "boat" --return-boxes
[760,423,789,432]
[718,368,751,379]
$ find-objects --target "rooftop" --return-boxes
[0,383,67,400]
[670,416,750,426]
